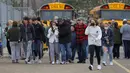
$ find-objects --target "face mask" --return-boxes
[104,27,109,30]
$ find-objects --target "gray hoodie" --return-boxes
[120,24,130,40]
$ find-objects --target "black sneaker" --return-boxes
[88,65,93,70]
[82,61,86,64]
[77,61,82,63]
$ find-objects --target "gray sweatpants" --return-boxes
[10,42,20,61]
[49,42,59,62]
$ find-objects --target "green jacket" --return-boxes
[114,28,122,44]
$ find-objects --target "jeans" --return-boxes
[33,40,43,59]
[84,40,88,58]
[60,43,72,62]
[89,45,101,65]
[123,40,130,58]
[23,41,32,61]
[77,41,87,62]
[71,47,77,61]
[49,42,59,62]
[103,46,113,62]
[10,42,20,61]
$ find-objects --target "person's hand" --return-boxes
[103,46,108,52]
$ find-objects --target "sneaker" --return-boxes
[25,59,28,64]
[77,61,82,63]
[56,60,59,64]
[35,57,39,63]
[110,62,113,65]
[60,61,65,65]
[102,61,107,66]
[28,60,34,64]
[38,60,42,64]
[97,65,102,70]
[51,61,55,65]
[12,60,16,63]
[88,65,93,70]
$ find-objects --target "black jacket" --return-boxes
[32,23,46,42]
[20,24,35,41]
[58,22,71,44]
[8,27,21,42]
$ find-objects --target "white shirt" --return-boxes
[47,27,59,43]
[85,26,102,46]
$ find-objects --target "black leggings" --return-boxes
[7,40,11,55]
[89,45,101,65]
[113,44,120,58]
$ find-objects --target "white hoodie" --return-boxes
[85,26,102,46]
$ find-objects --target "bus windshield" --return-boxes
[41,10,72,20]
[101,10,130,20]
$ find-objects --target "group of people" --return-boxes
[1,16,130,71]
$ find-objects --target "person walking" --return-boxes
[7,21,21,63]
[47,21,59,64]
[120,19,130,59]
[85,20,102,70]
[113,22,122,59]
[74,19,88,63]
[32,17,46,63]
[102,23,114,66]
[58,18,72,64]
[20,17,35,64]
[5,20,13,57]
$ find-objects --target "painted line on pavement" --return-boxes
[113,60,130,73]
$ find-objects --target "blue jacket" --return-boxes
[102,28,114,47]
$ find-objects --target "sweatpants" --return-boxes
[49,42,59,62]
[10,42,20,61]
[89,45,101,65]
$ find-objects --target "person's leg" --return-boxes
[108,46,113,63]
[113,44,116,58]
[95,46,101,65]
[71,47,77,61]
[23,42,28,58]
[82,40,87,62]
[10,42,16,62]
[60,44,66,63]
[49,43,55,63]
[54,42,60,61]
[66,43,72,62]
[7,40,11,55]
[25,41,32,62]
[15,43,20,62]
[37,40,42,60]
[123,40,128,58]
[102,46,108,64]
[127,41,130,58]
[89,45,95,65]
[77,43,82,62]
[116,44,120,59]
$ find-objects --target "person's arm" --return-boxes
[30,25,35,41]
[40,25,46,43]
[95,26,102,40]
[120,26,123,34]
[47,28,53,38]
[54,27,59,37]
[85,26,90,35]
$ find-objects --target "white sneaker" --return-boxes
[88,65,93,70]
[110,62,113,65]
[102,61,107,66]
[51,61,55,65]
[97,65,102,70]
[56,60,59,64]
[35,57,39,63]
[38,60,42,64]
[60,61,65,65]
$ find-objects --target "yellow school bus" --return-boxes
[38,2,75,50]
[90,2,130,27]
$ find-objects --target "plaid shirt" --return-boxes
[75,24,88,43]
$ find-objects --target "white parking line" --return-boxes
[113,60,130,73]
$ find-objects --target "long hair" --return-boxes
[50,21,56,33]
[114,22,118,29]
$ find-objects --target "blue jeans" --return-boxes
[60,43,72,62]
[77,41,87,62]
[103,46,113,62]
[84,40,88,58]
